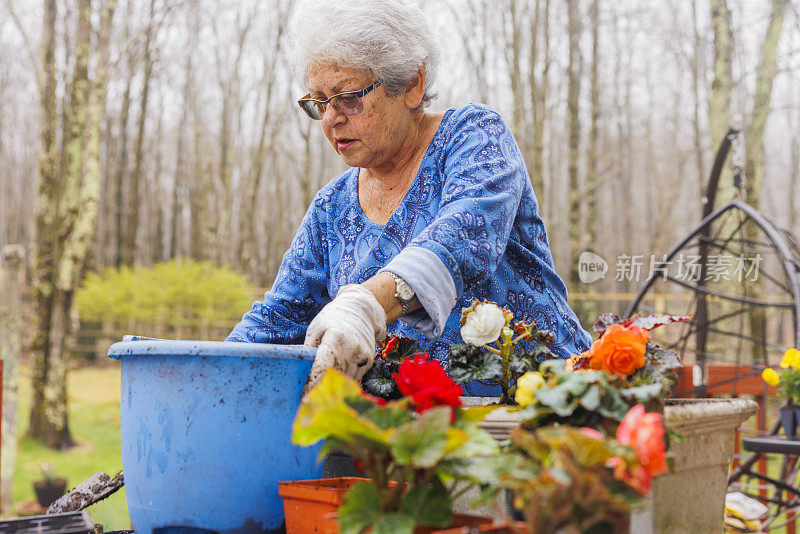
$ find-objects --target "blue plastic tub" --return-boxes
[108,339,323,534]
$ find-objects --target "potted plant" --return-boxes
[512,313,688,431]
[451,301,555,405]
[33,462,67,509]
[287,356,501,534]
[512,312,757,533]
[761,347,800,436]
[461,404,668,534]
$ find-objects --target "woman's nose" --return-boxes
[321,104,346,128]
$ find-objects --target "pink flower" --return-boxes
[579,427,605,440]
[611,404,668,494]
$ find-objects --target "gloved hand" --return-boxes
[303,284,387,394]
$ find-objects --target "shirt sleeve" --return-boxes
[226,198,330,344]
[383,105,526,337]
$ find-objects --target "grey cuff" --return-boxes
[381,246,458,338]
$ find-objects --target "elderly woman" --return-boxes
[227,0,591,393]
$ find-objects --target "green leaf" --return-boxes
[391,407,451,468]
[620,382,664,403]
[449,420,500,459]
[597,388,630,420]
[449,344,502,383]
[533,384,575,416]
[338,481,382,534]
[293,370,390,447]
[457,405,502,423]
[580,383,602,411]
[365,404,415,430]
[371,513,415,534]
[392,337,424,361]
[361,357,403,400]
[400,476,453,527]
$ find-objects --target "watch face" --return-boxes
[398,283,414,301]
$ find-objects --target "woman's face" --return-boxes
[307,64,415,170]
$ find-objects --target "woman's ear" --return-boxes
[403,66,426,110]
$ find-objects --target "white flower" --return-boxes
[461,303,506,346]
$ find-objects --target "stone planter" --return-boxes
[630,398,758,534]
[460,397,522,442]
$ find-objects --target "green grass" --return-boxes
[12,365,130,530]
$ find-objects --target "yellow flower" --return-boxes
[762,368,781,387]
[781,348,800,370]
[515,371,545,407]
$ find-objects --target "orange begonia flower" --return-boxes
[588,323,650,376]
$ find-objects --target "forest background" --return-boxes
[0,0,798,466]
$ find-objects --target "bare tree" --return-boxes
[566,0,583,288]
[30,0,116,449]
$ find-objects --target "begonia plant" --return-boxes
[293,355,499,534]
[450,300,556,404]
[464,403,668,533]
[511,313,689,431]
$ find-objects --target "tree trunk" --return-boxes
[31,0,114,449]
[124,0,156,266]
[744,0,786,209]
[528,0,548,200]
[582,0,600,319]
[691,0,706,199]
[566,0,582,290]
[30,0,67,449]
[708,0,733,203]
[744,0,787,364]
[114,0,135,268]
[1,244,25,512]
[503,0,524,138]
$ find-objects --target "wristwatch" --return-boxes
[389,273,415,315]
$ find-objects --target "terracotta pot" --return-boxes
[33,477,67,508]
[278,477,493,534]
[279,477,367,534]
[433,521,526,533]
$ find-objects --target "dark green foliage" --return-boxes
[361,337,422,400]
[518,359,631,432]
[779,370,800,404]
[449,344,502,383]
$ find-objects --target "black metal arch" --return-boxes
[624,126,800,378]
[624,199,800,349]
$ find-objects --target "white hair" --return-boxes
[288,0,440,108]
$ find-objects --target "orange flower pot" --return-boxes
[278,477,493,534]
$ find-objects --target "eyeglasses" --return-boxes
[297,80,382,120]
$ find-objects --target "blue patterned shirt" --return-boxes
[227,104,592,392]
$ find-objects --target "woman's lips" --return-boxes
[336,139,357,151]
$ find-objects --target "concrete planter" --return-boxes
[630,398,758,534]
[460,397,522,442]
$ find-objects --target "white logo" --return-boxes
[578,251,608,284]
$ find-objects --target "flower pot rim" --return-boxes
[33,477,67,487]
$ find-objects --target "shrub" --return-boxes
[75,260,254,328]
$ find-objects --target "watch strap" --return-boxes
[390,273,414,315]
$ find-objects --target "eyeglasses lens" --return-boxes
[331,94,363,116]
[299,100,323,120]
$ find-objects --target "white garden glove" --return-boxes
[303,284,387,394]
